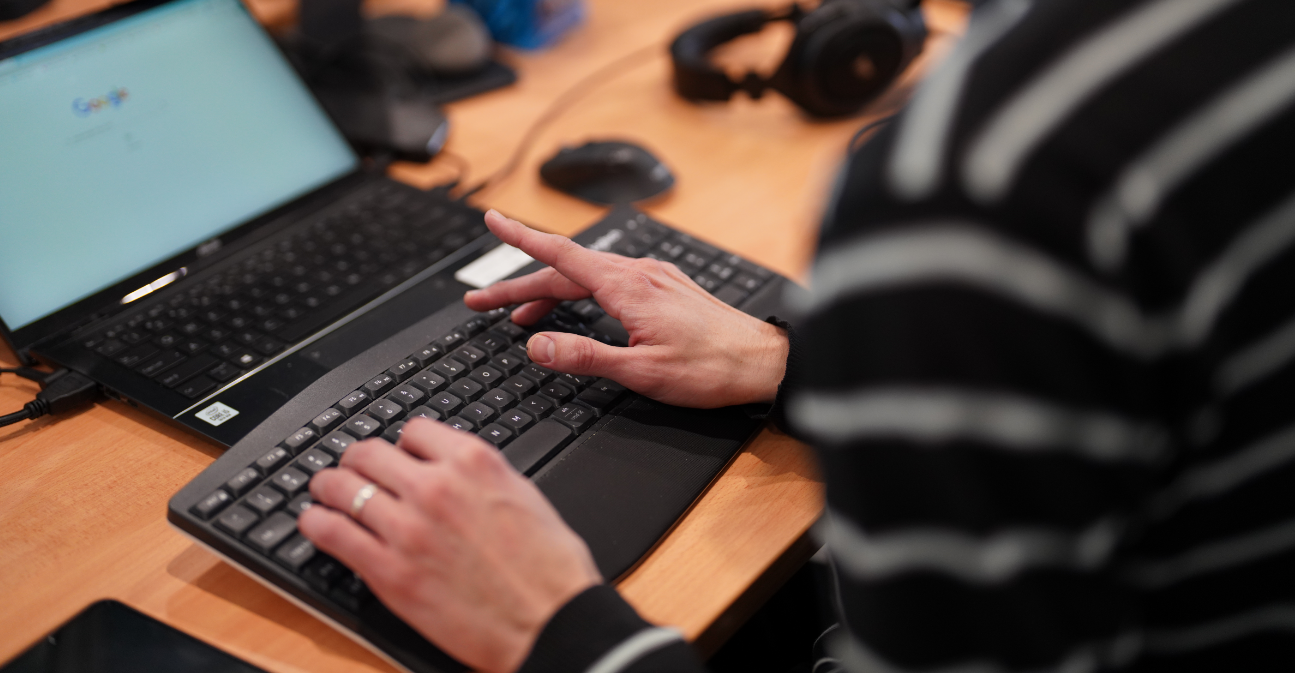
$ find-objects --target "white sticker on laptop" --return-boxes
[454,244,535,289]
[195,402,239,426]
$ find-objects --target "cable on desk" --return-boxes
[0,368,102,429]
[455,42,664,201]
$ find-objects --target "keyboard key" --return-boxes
[280,427,318,455]
[506,343,531,363]
[498,409,535,434]
[501,420,573,475]
[382,421,406,443]
[432,356,469,380]
[435,331,466,350]
[409,369,448,394]
[177,376,218,399]
[491,322,526,340]
[225,467,261,497]
[408,344,444,368]
[286,493,314,517]
[304,555,346,590]
[244,486,285,515]
[254,447,291,474]
[460,402,498,429]
[559,373,593,389]
[271,467,310,497]
[274,534,315,571]
[458,317,491,337]
[365,399,405,426]
[478,424,514,448]
[454,345,488,365]
[470,333,508,354]
[297,447,335,474]
[96,340,127,357]
[713,284,749,307]
[468,366,504,389]
[386,359,420,382]
[208,362,240,382]
[143,351,187,379]
[386,384,426,411]
[693,273,723,292]
[427,392,464,418]
[480,388,516,412]
[500,374,537,397]
[116,343,160,368]
[344,414,383,439]
[406,405,441,422]
[309,408,345,435]
[318,430,356,456]
[489,353,525,375]
[449,378,484,402]
[334,390,372,417]
[519,395,554,419]
[216,505,260,536]
[553,403,596,432]
[330,572,372,611]
[538,381,574,403]
[444,416,473,432]
[520,365,554,385]
[731,272,762,292]
[229,350,261,368]
[246,512,297,554]
[192,489,232,519]
[576,379,626,413]
[363,373,396,397]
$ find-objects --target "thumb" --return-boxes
[526,332,636,381]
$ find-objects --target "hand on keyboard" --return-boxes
[299,417,602,673]
[465,210,789,408]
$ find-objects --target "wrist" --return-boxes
[739,321,788,405]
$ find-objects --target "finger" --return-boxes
[482,210,624,295]
[464,267,590,311]
[526,332,643,381]
[309,467,405,539]
[396,416,484,463]
[338,439,425,498]
[298,498,398,576]
[511,298,561,326]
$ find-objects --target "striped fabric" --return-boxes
[519,1,1291,671]
[792,0,1292,670]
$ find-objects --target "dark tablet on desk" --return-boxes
[2,600,266,673]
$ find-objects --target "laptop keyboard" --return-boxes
[81,182,488,400]
[182,212,780,617]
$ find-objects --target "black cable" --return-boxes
[0,367,47,384]
[848,113,898,153]
[0,369,101,429]
[455,42,663,201]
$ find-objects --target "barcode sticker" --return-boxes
[195,401,239,426]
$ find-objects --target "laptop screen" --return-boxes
[0,0,359,331]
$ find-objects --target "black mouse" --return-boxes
[539,140,675,205]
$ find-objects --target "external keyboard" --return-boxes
[169,206,791,673]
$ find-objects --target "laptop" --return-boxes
[1,2,796,671]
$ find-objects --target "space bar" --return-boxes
[275,287,380,343]
[502,420,574,475]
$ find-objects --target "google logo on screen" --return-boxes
[71,87,129,117]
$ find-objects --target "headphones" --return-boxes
[670,0,926,117]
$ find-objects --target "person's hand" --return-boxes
[464,210,789,408]
[298,418,602,673]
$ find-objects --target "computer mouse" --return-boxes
[539,140,675,205]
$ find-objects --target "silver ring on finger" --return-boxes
[350,482,379,519]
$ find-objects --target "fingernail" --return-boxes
[528,334,555,364]
[485,209,502,220]
[464,289,481,301]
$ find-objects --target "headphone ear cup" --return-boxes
[770,1,924,117]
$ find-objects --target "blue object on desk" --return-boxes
[451,0,584,49]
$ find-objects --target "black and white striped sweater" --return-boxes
[518,0,1293,671]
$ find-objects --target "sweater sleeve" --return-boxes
[518,585,707,673]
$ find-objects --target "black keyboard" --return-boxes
[81,181,488,401]
[168,206,792,673]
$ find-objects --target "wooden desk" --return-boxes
[0,1,966,670]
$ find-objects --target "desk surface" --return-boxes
[0,1,965,670]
